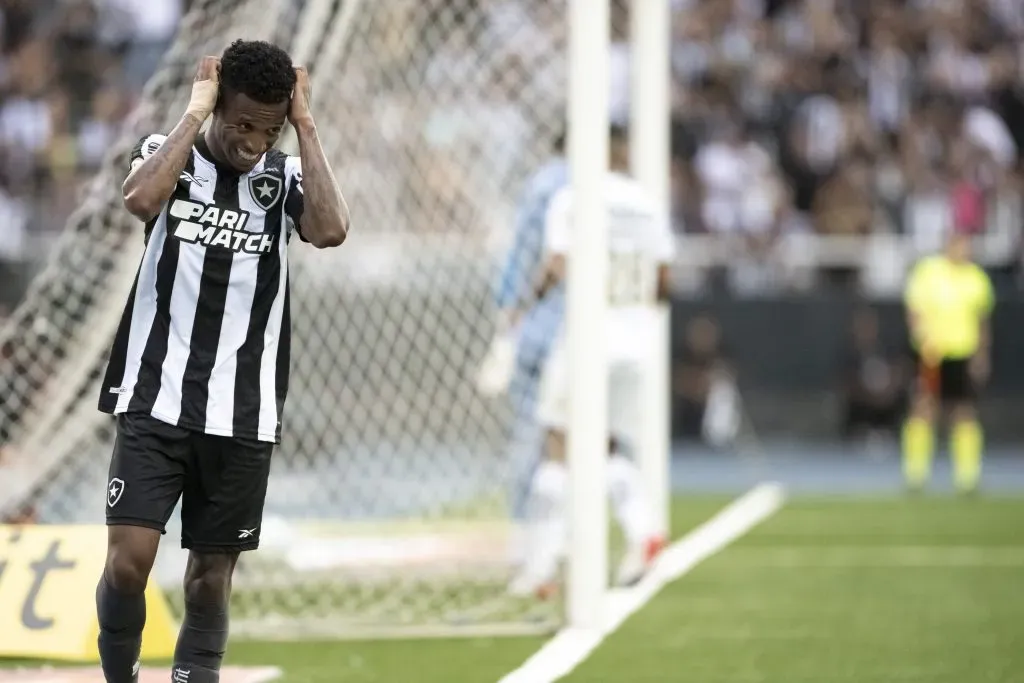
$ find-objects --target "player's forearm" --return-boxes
[122,114,204,221]
[532,257,564,303]
[294,119,349,248]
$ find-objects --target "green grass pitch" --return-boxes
[4,494,1023,682]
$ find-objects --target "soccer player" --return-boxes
[478,132,568,562]
[902,230,993,494]
[94,41,349,683]
[509,125,669,596]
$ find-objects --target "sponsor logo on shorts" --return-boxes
[238,527,258,540]
[107,478,125,508]
[173,668,191,682]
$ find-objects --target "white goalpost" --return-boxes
[0,0,672,640]
[565,0,672,631]
[565,0,610,631]
[630,0,673,539]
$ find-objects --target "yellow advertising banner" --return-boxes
[0,525,176,661]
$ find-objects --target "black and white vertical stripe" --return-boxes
[100,140,298,443]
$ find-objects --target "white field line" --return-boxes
[720,545,1024,568]
[498,482,786,683]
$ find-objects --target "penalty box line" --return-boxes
[498,482,787,683]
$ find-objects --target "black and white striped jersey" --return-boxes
[98,133,306,444]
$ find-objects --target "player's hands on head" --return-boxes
[288,66,314,128]
[187,56,221,122]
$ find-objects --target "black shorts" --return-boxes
[105,412,273,552]
[909,352,975,402]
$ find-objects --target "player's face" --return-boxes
[210,92,288,172]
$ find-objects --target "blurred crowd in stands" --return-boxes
[657,0,1024,295]
[0,0,182,315]
[3,0,1024,518]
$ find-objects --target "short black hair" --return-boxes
[219,39,296,105]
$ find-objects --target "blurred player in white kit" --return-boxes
[509,124,670,597]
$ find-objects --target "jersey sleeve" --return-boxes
[283,155,308,242]
[543,187,572,255]
[128,133,167,171]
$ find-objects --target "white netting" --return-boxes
[0,0,580,637]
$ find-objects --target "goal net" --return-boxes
[0,0,582,637]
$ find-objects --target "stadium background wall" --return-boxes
[670,293,1024,442]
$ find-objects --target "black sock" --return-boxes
[96,574,146,683]
[173,598,229,683]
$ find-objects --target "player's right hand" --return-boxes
[186,56,221,121]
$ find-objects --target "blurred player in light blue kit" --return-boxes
[506,124,667,597]
[478,132,568,564]
[481,126,664,596]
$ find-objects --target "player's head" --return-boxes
[207,39,296,172]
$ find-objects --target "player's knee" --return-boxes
[104,548,151,595]
[104,527,160,594]
[183,553,238,606]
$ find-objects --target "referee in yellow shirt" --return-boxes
[902,231,994,494]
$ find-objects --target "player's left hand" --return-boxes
[289,66,313,127]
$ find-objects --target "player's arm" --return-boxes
[650,203,676,303]
[971,269,996,382]
[534,256,565,302]
[903,260,929,352]
[495,180,550,328]
[122,57,220,221]
[535,188,572,300]
[287,67,350,249]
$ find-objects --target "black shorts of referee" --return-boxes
[908,349,975,403]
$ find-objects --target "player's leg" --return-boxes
[174,551,238,683]
[511,428,568,596]
[174,432,273,682]
[505,359,546,566]
[509,344,569,597]
[902,351,937,490]
[99,414,189,683]
[607,361,663,586]
[945,358,983,493]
